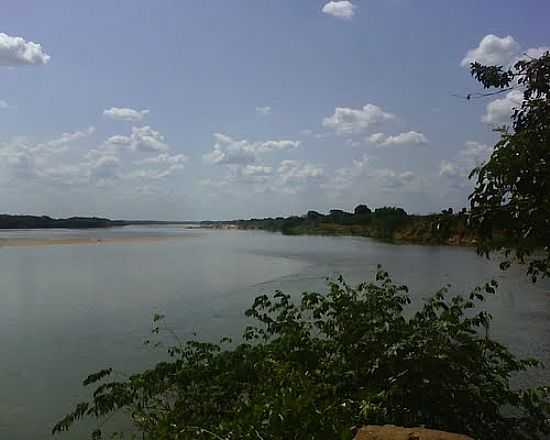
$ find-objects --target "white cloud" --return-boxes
[373,169,416,189]
[241,164,273,176]
[130,153,187,180]
[323,154,416,194]
[203,133,300,165]
[136,153,188,166]
[39,164,90,186]
[106,126,170,153]
[269,160,326,194]
[439,141,492,189]
[0,32,50,66]
[203,134,255,165]
[523,46,550,60]
[439,160,460,179]
[460,141,491,164]
[256,140,300,153]
[461,34,520,67]
[126,164,184,180]
[105,135,131,146]
[323,104,395,135]
[90,155,120,181]
[322,1,356,20]
[127,129,169,154]
[323,154,369,192]
[256,106,271,116]
[367,133,385,144]
[232,164,274,185]
[0,128,96,184]
[0,124,186,191]
[482,90,523,125]
[103,107,150,122]
[278,160,324,183]
[0,100,9,109]
[34,127,95,153]
[368,130,428,146]
[2,149,36,178]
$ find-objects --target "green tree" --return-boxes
[468,51,550,281]
[354,204,372,216]
[53,269,550,440]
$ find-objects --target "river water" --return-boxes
[1,226,549,439]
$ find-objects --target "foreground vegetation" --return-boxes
[230,206,477,245]
[53,269,550,440]
[468,51,550,281]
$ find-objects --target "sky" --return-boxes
[1,1,548,220]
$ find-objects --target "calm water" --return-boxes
[1,226,549,439]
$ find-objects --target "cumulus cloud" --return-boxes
[34,126,95,153]
[241,164,273,177]
[256,106,271,116]
[439,160,461,179]
[90,155,120,181]
[523,46,550,60]
[368,130,428,146]
[203,133,300,165]
[0,127,96,183]
[461,34,520,67]
[2,149,36,179]
[107,126,170,153]
[439,141,492,189]
[0,32,50,66]
[278,160,324,184]
[323,154,415,194]
[373,169,416,189]
[103,107,150,122]
[463,35,549,70]
[0,123,187,191]
[322,1,356,20]
[323,104,395,135]
[367,133,385,144]
[130,153,187,180]
[233,164,274,185]
[482,90,523,126]
[460,141,492,163]
[130,126,170,152]
[136,153,188,166]
[0,100,9,109]
[323,154,369,192]
[126,164,184,181]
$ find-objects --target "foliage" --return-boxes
[354,204,372,216]
[468,51,550,281]
[53,268,550,440]
[234,205,472,244]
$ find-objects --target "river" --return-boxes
[1,226,549,439]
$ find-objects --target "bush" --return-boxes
[53,268,550,440]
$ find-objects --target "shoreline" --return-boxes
[0,234,198,248]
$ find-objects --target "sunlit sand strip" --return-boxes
[0,234,203,248]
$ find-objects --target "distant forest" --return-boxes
[225,205,477,246]
[0,215,127,229]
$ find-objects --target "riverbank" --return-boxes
[0,232,201,248]
[207,206,479,247]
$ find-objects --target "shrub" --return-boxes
[53,268,550,440]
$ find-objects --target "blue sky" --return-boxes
[1,1,548,220]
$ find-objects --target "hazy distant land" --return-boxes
[0,206,479,247]
[0,214,195,230]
